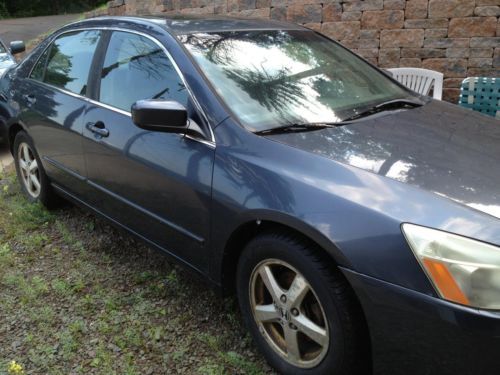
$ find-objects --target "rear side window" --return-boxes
[99,31,188,112]
[31,30,101,96]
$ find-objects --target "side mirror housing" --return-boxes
[131,99,188,133]
[9,41,25,55]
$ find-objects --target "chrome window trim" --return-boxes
[27,76,132,117]
[26,26,216,147]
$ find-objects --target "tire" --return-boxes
[237,231,370,375]
[13,131,59,208]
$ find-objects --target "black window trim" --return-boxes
[31,41,51,82]
[87,30,111,102]
[26,26,215,146]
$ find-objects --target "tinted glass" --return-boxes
[182,30,412,131]
[99,31,188,112]
[30,47,50,81]
[44,30,101,95]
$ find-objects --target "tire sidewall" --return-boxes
[237,234,348,375]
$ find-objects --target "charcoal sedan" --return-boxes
[0,16,499,375]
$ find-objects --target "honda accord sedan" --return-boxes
[0,16,499,375]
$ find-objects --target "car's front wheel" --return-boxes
[237,231,369,375]
[13,131,58,208]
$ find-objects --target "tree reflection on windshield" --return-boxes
[182,30,409,131]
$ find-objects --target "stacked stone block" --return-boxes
[88,0,500,102]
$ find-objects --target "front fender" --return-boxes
[209,119,435,295]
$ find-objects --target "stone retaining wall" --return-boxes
[87,0,500,102]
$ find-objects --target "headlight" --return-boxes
[402,223,500,310]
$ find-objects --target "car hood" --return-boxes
[266,100,500,219]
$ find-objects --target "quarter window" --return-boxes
[30,47,50,81]
[32,30,101,96]
[99,31,188,112]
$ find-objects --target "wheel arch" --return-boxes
[7,122,27,155]
[0,100,11,120]
[218,213,352,296]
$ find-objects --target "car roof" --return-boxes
[163,15,306,34]
[68,15,307,35]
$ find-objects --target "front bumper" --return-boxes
[342,268,500,375]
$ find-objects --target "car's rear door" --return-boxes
[81,30,215,272]
[18,30,103,195]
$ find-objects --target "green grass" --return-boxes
[0,172,272,375]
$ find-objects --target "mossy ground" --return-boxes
[0,170,272,375]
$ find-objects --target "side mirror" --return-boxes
[131,99,188,133]
[9,41,25,55]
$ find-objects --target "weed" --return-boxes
[21,232,48,250]
[198,362,227,375]
[0,171,269,374]
[0,243,14,268]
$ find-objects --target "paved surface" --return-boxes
[0,14,80,172]
[0,14,80,45]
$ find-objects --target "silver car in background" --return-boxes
[0,39,24,77]
[0,38,24,142]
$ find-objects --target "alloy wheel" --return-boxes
[17,142,41,198]
[249,259,329,368]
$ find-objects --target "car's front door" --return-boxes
[81,30,215,272]
[19,30,102,195]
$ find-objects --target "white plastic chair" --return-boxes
[387,68,443,100]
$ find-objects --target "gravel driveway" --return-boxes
[0,14,80,45]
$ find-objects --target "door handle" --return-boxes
[22,94,36,106]
[86,121,109,137]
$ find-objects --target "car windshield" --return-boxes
[181,30,413,132]
[0,41,6,54]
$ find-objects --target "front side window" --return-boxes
[99,31,188,112]
[182,30,413,131]
[35,30,101,95]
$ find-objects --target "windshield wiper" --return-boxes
[340,98,424,123]
[255,123,337,135]
[255,98,424,135]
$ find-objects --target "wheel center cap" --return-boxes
[278,306,290,323]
